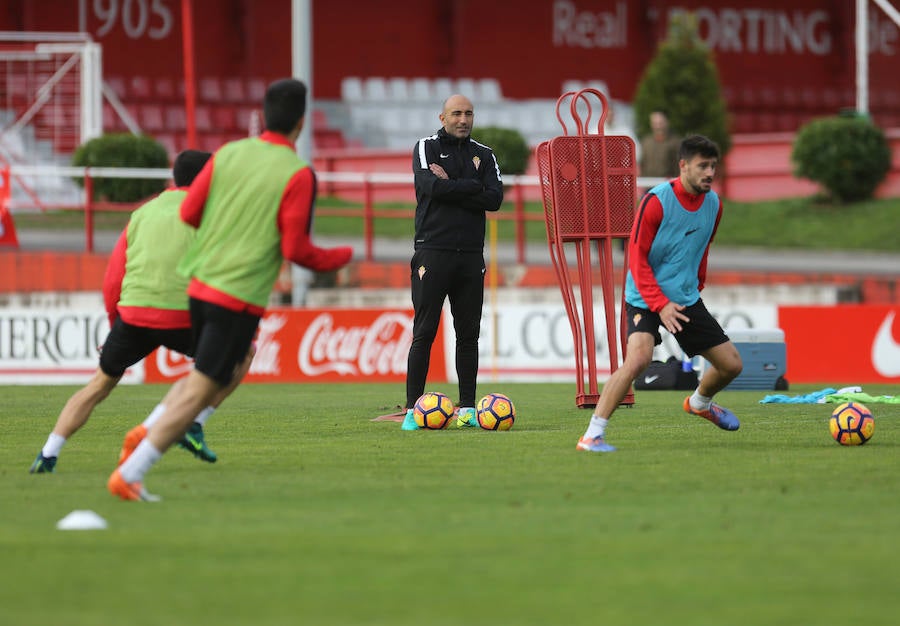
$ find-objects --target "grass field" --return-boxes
[2,382,899,625]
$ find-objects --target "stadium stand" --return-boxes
[128,75,152,99]
[153,77,178,102]
[5,68,871,164]
[138,104,165,132]
[408,77,433,102]
[164,105,186,132]
[328,76,634,149]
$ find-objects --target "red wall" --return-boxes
[3,0,291,81]
[3,0,897,104]
[780,305,900,384]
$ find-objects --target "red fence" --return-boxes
[5,127,900,262]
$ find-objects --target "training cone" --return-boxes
[56,510,108,531]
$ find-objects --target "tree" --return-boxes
[633,12,731,156]
[792,114,891,203]
[71,133,169,202]
[470,126,530,176]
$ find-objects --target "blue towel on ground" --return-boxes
[760,388,837,404]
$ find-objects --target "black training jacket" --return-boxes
[411,127,504,252]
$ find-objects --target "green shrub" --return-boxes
[633,12,731,156]
[71,133,169,202]
[470,126,530,175]
[791,115,891,203]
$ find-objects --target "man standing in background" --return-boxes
[639,110,681,180]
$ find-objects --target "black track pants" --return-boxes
[406,248,485,409]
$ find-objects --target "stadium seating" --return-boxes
[138,104,165,132]
[561,79,609,97]
[432,77,454,99]
[386,77,409,101]
[165,105,186,132]
[211,106,236,132]
[194,105,213,132]
[223,78,246,103]
[93,73,880,160]
[456,78,478,99]
[246,78,266,102]
[199,77,223,102]
[104,76,127,100]
[363,77,389,101]
[129,76,152,99]
[340,76,364,102]
[155,133,177,155]
[408,77,433,102]
[154,77,178,102]
[478,78,503,103]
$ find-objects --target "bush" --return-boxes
[791,115,891,203]
[633,12,731,157]
[71,133,169,202]
[470,126,530,175]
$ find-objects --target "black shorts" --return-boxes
[99,318,193,378]
[189,297,260,386]
[625,299,729,358]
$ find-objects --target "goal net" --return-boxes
[0,31,102,209]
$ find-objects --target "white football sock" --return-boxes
[584,416,608,439]
[690,391,712,411]
[119,439,162,483]
[42,433,67,458]
[194,406,215,426]
[142,403,166,429]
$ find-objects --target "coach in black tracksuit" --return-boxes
[404,93,504,422]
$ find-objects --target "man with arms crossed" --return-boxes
[400,94,503,430]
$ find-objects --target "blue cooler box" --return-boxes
[723,328,787,390]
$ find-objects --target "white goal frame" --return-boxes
[0,31,102,160]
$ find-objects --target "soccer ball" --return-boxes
[829,401,874,446]
[476,393,515,431]
[413,391,455,430]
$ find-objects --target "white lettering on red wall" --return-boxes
[669,7,832,55]
[251,313,286,376]
[868,9,898,55]
[553,0,627,49]
[78,0,175,40]
[144,308,431,384]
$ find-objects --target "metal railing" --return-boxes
[4,164,664,262]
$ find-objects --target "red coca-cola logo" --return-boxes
[297,312,412,377]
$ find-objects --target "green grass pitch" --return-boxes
[2,382,899,626]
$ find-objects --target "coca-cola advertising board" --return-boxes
[778,305,900,383]
[144,308,446,384]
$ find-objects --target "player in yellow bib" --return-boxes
[108,78,353,501]
[30,150,250,474]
